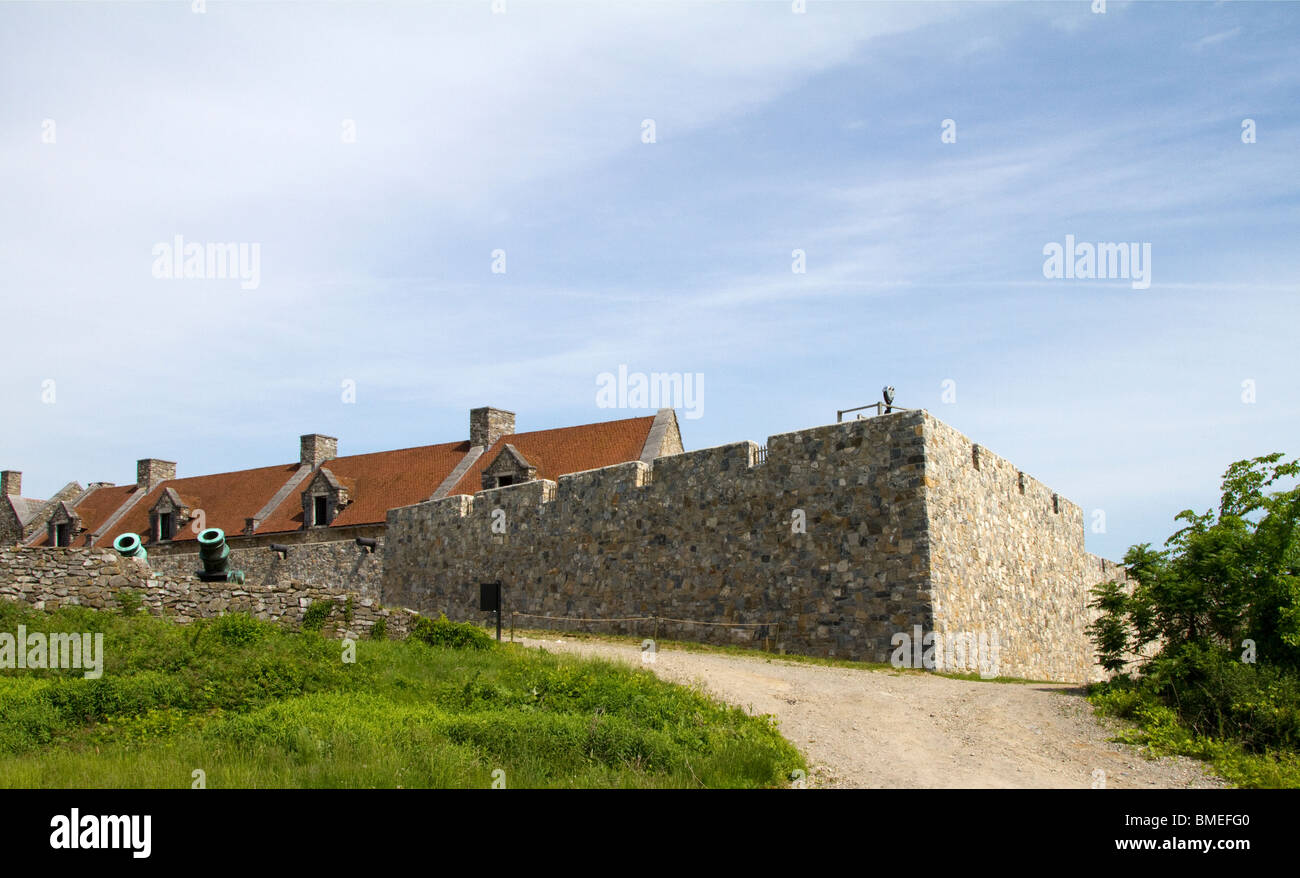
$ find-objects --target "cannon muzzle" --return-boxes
[112,533,147,560]
[195,528,246,584]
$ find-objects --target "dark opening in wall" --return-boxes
[1018,472,1025,494]
[972,445,981,470]
[314,495,329,526]
[496,475,515,488]
[54,523,69,547]
[1052,493,1060,514]
[160,512,175,540]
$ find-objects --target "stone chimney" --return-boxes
[136,459,176,492]
[300,434,338,468]
[1,471,20,496]
[470,407,515,448]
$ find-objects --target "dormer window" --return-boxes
[47,501,81,547]
[148,488,192,543]
[300,467,351,530]
[480,444,537,491]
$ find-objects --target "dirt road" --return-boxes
[516,636,1222,789]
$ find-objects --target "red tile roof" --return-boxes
[48,415,657,545]
[112,464,305,544]
[31,484,136,546]
[447,416,656,496]
[256,441,471,533]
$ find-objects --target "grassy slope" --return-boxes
[0,602,803,789]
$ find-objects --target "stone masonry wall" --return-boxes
[2,411,1124,683]
[0,546,412,638]
[145,537,384,599]
[923,417,1115,682]
[384,411,934,660]
[384,410,1119,682]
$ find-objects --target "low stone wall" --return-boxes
[145,535,384,600]
[0,546,412,638]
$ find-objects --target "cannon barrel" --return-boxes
[195,528,246,584]
[112,533,147,560]
[355,537,378,552]
[268,543,291,554]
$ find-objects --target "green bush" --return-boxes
[407,614,494,650]
[1087,451,1300,782]
[116,589,143,616]
[1142,643,1300,753]
[368,617,387,640]
[209,613,270,648]
[301,601,333,632]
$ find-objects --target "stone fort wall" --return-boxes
[382,409,1121,682]
[1,410,1124,682]
[923,416,1125,682]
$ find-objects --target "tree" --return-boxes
[1090,453,1300,675]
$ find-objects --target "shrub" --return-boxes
[209,612,269,648]
[407,614,494,650]
[301,601,333,632]
[1142,643,1300,753]
[369,617,387,640]
[1088,452,1300,760]
[116,589,143,616]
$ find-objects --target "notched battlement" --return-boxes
[473,478,557,509]
[556,461,649,501]
[923,414,1083,522]
[647,440,760,484]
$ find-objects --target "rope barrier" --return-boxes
[510,611,778,627]
[656,616,778,628]
[510,611,654,623]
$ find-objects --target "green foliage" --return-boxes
[1099,453,1300,668]
[1090,682,1300,789]
[301,600,333,632]
[1086,579,1132,675]
[1087,452,1300,775]
[407,614,494,650]
[368,617,386,640]
[342,596,354,625]
[208,613,270,648]
[115,589,143,617]
[0,602,803,788]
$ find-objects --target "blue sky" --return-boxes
[2,0,1297,560]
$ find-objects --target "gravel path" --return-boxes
[516,636,1224,789]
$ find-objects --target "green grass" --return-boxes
[1088,685,1300,789]
[511,627,1058,684]
[0,602,804,788]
